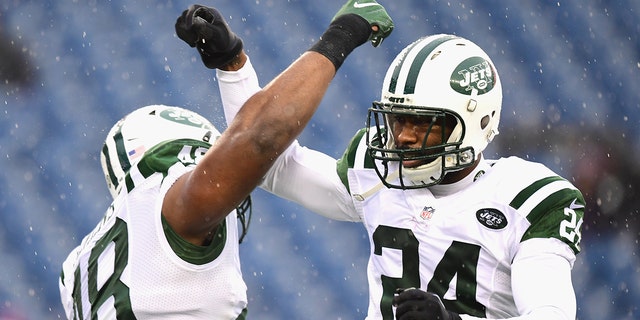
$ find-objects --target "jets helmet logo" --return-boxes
[159,109,214,129]
[450,57,496,95]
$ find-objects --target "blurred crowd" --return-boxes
[1,1,638,319]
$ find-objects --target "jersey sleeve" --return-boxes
[510,239,578,319]
[216,55,360,221]
[260,140,360,222]
[216,57,261,127]
[458,242,578,320]
[510,174,585,255]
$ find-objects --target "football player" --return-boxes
[211,19,585,320]
[58,1,393,319]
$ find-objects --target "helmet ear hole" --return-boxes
[480,115,490,129]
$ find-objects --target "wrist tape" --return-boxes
[309,14,371,70]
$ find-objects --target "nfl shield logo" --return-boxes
[420,206,435,220]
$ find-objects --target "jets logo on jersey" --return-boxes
[476,208,507,230]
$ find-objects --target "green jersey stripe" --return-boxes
[337,129,367,192]
[360,134,376,170]
[514,179,576,215]
[527,188,583,226]
[509,176,564,209]
[236,309,247,320]
[72,267,83,318]
[124,139,210,194]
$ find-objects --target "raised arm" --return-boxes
[166,1,393,245]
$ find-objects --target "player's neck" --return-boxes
[429,155,485,197]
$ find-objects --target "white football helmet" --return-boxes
[100,105,220,198]
[367,34,502,189]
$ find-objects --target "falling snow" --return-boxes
[0,1,638,319]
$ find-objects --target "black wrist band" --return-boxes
[308,14,371,70]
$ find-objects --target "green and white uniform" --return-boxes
[341,130,583,319]
[59,139,248,320]
[218,58,584,320]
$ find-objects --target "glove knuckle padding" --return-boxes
[175,11,198,47]
[175,5,243,69]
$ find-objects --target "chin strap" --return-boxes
[352,169,400,201]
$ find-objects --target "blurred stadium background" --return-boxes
[1,0,638,319]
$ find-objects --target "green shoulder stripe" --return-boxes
[125,139,211,193]
[336,128,375,192]
[511,176,585,254]
[525,187,583,227]
[509,176,564,209]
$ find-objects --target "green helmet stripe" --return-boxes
[113,130,132,175]
[388,40,423,93]
[403,34,459,94]
[103,127,130,194]
[102,143,118,189]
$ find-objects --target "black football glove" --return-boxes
[175,4,243,69]
[393,288,462,320]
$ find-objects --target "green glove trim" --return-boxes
[332,0,394,47]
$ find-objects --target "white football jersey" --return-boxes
[59,139,248,319]
[216,58,583,320]
[340,129,584,319]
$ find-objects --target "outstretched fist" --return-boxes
[175,5,243,69]
[332,0,394,47]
